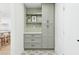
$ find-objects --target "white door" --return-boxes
[42,3,55,48]
[63,4,79,55]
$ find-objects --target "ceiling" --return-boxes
[24,3,41,8]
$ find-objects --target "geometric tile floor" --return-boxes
[24,50,55,55]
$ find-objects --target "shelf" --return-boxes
[26,14,42,16]
[25,10,42,35]
[26,22,42,24]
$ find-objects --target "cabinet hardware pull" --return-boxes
[32,39,34,41]
[32,45,34,46]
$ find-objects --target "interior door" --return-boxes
[63,4,79,55]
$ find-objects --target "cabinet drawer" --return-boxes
[24,34,41,38]
[24,34,32,38]
[24,38,31,42]
[24,42,31,48]
[32,34,41,37]
[31,42,41,48]
[24,37,41,42]
[31,37,41,42]
[24,42,41,48]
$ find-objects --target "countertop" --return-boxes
[24,32,42,34]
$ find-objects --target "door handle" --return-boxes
[77,40,79,42]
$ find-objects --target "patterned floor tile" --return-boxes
[24,50,55,55]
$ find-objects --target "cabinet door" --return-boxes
[47,23,55,48]
[42,3,55,48]
[24,42,31,48]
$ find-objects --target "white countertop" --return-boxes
[24,32,42,34]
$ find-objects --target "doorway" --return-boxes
[23,3,55,55]
[0,12,11,55]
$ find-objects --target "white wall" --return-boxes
[0,4,11,31]
[0,3,11,17]
[55,4,64,55]
[10,3,24,55]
